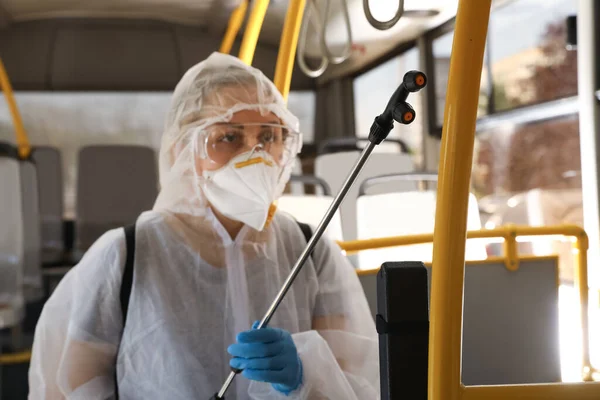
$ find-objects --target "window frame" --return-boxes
[475,95,578,133]
[424,18,457,138]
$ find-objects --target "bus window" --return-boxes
[488,0,578,112]
[0,90,315,219]
[432,30,490,127]
[0,92,168,218]
[474,115,581,282]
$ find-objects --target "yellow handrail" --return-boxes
[429,0,492,398]
[575,233,594,381]
[220,0,249,55]
[339,224,596,380]
[238,0,270,65]
[462,382,600,400]
[341,224,585,260]
[0,350,31,365]
[273,0,307,101]
[0,58,31,159]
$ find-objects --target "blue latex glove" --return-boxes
[228,322,303,395]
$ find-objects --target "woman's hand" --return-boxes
[228,322,303,395]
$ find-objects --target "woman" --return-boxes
[29,52,379,399]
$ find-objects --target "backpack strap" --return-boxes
[120,223,136,324]
[115,220,310,398]
[296,221,313,244]
[115,222,136,400]
[296,220,317,261]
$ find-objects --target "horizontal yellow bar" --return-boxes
[338,224,587,254]
[462,382,600,400]
[0,350,31,365]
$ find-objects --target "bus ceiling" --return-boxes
[0,0,453,91]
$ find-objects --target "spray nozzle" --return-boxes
[368,70,427,145]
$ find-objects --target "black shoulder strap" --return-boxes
[120,223,136,324]
[296,221,313,244]
[116,222,136,400]
[296,220,317,262]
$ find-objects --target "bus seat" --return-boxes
[31,146,64,265]
[19,158,44,303]
[358,256,561,385]
[314,151,416,241]
[76,145,158,253]
[0,143,25,329]
[277,195,344,241]
[355,191,486,269]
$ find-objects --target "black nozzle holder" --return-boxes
[368,116,394,145]
[368,70,427,145]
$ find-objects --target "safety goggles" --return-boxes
[193,122,301,167]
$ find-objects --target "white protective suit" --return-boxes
[28,52,379,400]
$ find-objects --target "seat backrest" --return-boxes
[277,195,344,241]
[76,145,158,251]
[288,174,332,196]
[314,151,416,241]
[355,191,486,270]
[19,158,43,302]
[318,137,410,155]
[0,143,24,325]
[356,138,409,154]
[31,146,64,264]
[358,256,561,385]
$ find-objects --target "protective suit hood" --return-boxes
[153,52,302,222]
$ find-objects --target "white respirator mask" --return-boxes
[202,150,286,231]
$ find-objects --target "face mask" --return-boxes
[202,151,283,231]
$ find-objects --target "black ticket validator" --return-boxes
[377,262,430,400]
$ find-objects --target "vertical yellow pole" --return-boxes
[273,0,306,101]
[576,234,594,381]
[220,0,249,55]
[428,1,492,399]
[0,58,30,159]
[238,0,270,65]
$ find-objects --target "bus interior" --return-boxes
[1,0,600,398]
